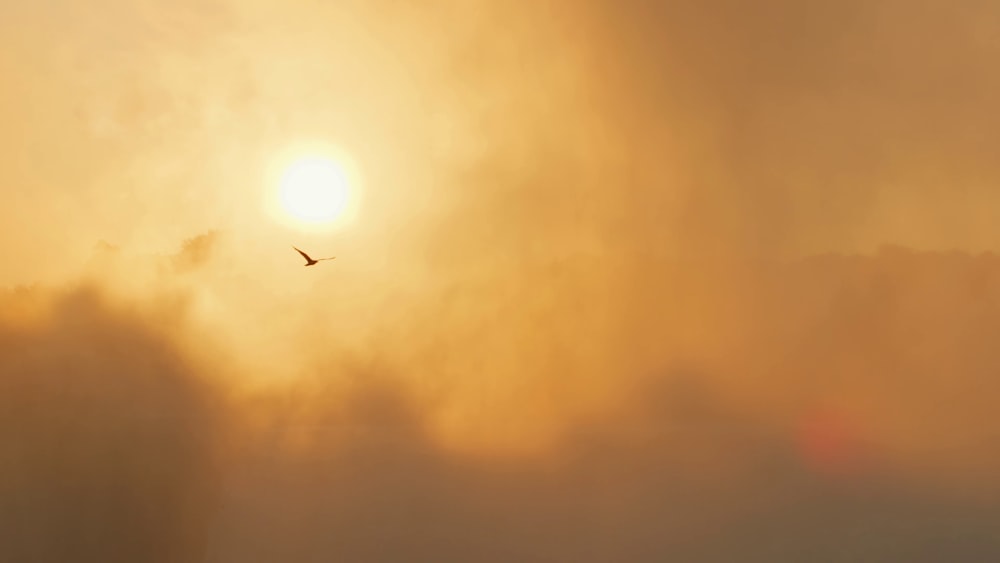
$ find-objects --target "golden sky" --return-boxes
[3,0,1000,560]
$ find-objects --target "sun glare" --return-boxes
[270,148,360,230]
[279,157,350,223]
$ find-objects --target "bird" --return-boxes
[293,246,336,267]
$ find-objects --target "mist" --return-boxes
[6,239,1000,561]
[4,0,1000,560]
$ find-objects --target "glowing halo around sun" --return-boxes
[267,145,361,231]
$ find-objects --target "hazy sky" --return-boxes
[3,0,1000,561]
[4,0,1000,283]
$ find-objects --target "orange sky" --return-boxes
[3,0,1000,560]
[3,0,1000,284]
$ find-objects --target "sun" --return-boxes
[266,143,362,232]
[277,155,352,224]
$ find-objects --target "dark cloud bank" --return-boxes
[3,242,1000,562]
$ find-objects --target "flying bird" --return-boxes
[293,246,336,267]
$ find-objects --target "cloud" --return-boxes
[4,235,1000,561]
[0,285,223,562]
[171,231,220,274]
[210,366,1000,562]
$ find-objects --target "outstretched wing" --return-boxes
[292,246,314,262]
[318,256,337,262]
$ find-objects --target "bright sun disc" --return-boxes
[278,156,352,224]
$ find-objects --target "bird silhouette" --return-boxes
[293,246,336,266]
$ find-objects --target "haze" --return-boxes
[3,0,1000,561]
